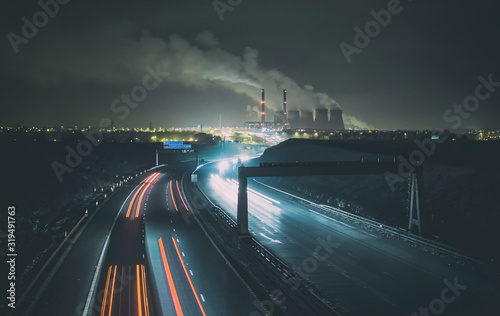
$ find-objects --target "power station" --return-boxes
[246,88,345,130]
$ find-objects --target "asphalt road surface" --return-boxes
[195,159,500,315]
[30,165,257,315]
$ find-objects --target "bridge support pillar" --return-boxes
[237,169,249,235]
[408,173,422,234]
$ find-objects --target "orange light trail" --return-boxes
[169,180,178,211]
[141,265,150,316]
[171,237,207,316]
[100,266,112,316]
[108,265,117,316]
[126,173,156,218]
[175,180,189,211]
[135,173,160,218]
[136,265,143,316]
[158,238,184,316]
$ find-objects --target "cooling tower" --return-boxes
[314,108,329,130]
[329,109,345,130]
[300,110,314,129]
[288,110,299,128]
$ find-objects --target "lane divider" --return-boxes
[171,237,207,316]
[82,181,142,316]
[141,265,150,316]
[158,237,184,316]
[100,266,112,316]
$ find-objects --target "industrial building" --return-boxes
[245,88,345,131]
[314,109,329,130]
[329,109,345,130]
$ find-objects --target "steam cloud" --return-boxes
[2,22,374,129]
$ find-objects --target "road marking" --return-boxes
[200,294,205,302]
[259,233,282,244]
[182,252,185,257]
[365,232,379,239]
[308,209,355,229]
[383,271,395,278]
[100,266,112,316]
[383,297,397,307]
[172,237,207,316]
[189,270,193,276]
[158,238,184,315]
[108,265,118,315]
[83,187,136,316]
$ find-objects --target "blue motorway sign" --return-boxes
[163,141,183,146]
[164,144,192,149]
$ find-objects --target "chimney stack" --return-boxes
[261,89,265,124]
[283,89,287,124]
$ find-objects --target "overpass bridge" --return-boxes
[236,161,423,235]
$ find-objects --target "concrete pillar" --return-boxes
[237,167,248,235]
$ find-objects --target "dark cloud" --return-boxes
[1,0,499,129]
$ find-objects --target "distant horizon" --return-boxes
[2,124,500,133]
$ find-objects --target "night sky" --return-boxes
[1,0,499,130]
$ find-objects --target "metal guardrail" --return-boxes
[242,237,290,276]
[197,195,294,278]
[315,204,491,267]
[212,206,237,229]
[254,179,495,269]
[189,181,344,315]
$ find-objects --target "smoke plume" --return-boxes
[2,22,373,129]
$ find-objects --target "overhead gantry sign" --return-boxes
[236,161,423,235]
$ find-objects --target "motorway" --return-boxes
[195,159,500,315]
[30,164,257,315]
